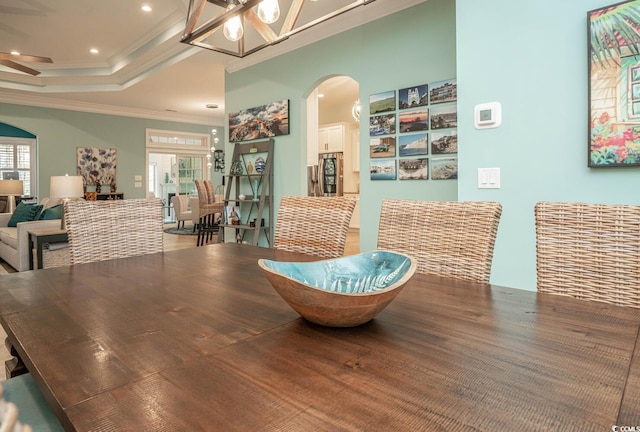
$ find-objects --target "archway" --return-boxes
[305,75,361,250]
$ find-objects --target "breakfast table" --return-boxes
[0,243,638,431]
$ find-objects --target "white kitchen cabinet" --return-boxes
[318,123,346,153]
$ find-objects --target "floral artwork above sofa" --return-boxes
[76,147,117,186]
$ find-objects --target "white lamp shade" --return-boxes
[50,175,84,199]
[0,179,23,196]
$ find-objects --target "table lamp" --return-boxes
[50,174,84,229]
[0,179,24,213]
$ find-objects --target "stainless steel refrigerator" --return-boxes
[317,152,343,196]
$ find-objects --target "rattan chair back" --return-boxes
[535,201,640,308]
[204,180,215,204]
[194,179,209,207]
[194,179,218,217]
[377,200,502,283]
[274,195,356,258]
[65,198,164,265]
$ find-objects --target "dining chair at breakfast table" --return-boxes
[535,200,640,308]
[273,195,356,259]
[64,198,164,265]
[377,199,502,283]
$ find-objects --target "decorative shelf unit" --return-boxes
[219,139,274,246]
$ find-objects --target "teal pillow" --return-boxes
[8,202,43,227]
[39,204,63,220]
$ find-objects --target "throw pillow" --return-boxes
[8,202,44,227]
[39,204,63,220]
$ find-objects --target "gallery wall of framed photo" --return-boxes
[368,79,457,181]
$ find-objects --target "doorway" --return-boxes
[148,153,205,222]
[145,129,211,223]
[307,75,361,245]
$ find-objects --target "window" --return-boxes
[630,65,640,118]
[147,130,207,147]
[0,138,36,196]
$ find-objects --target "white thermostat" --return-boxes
[474,102,502,129]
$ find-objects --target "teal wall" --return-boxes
[457,0,640,290]
[226,0,458,250]
[0,103,214,199]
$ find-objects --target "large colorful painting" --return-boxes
[228,99,290,142]
[76,147,117,186]
[589,1,640,166]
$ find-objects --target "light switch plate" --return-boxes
[134,175,142,181]
[477,168,500,189]
[134,181,142,188]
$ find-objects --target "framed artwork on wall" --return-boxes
[429,78,457,104]
[588,0,640,166]
[76,147,117,187]
[399,158,428,180]
[431,157,458,180]
[370,159,396,180]
[398,133,428,157]
[369,137,396,158]
[228,99,290,142]
[369,91,395,114]
[399,84,428,110]
[431,130,458,154]
[399,109,428,133]
[369,114,396,136]
[430,104,457,130]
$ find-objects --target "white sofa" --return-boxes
[0,199,63,271]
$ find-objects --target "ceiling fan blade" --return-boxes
[0,59,41,76]
[0,53,53,63]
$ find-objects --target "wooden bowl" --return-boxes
[258,250,417,327]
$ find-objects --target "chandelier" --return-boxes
[207,128,224,171]
[352,99,361,123]
[181,0,377,58]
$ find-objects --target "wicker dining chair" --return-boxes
[204,180,215,204]
[65,198,164,265]
[377,200,502,283]
[535,201,640,308]
[194,179,224,246]
[273,195,356,258]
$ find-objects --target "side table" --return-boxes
[28,228,68,270]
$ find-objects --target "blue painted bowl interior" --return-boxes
[262,251,413,294]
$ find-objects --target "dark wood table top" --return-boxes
[0,243,639,431]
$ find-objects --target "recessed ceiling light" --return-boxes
[141,4,152,12]
[10,51,20,56]
[318,93,325,98]
[90,48,99,54]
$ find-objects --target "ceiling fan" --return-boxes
[0,52,53,76]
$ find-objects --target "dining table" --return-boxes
[0,242,639,431]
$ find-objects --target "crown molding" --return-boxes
[0,91,223,126]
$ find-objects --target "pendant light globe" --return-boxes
[257,0,280,24]
[223,2,243,42]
